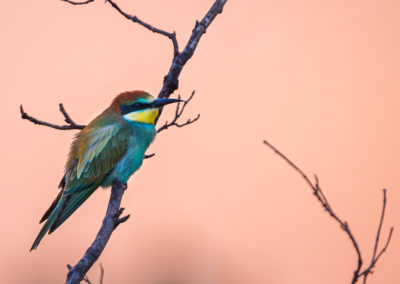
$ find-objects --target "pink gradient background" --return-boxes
[1,0,399,283]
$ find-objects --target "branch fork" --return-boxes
[263,139,394,284]
[20,104,85,130]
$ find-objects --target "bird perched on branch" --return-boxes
[31,90,181,251]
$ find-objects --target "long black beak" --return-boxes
[151,98,183,108]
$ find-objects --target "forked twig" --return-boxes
[65,181,128,284]
[20,104,85,130]
[106,0,179,56]
[263,139,393,284]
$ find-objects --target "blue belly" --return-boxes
[102,122,156,185]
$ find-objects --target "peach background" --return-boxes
[1,0,399,283]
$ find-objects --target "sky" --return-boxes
[1,0,399,283]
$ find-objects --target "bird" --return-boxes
[30,90,182,251]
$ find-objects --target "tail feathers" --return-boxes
[30,196,65,251]
[49,185,98,234]
[39,190,63,224]
[31,181,101,251]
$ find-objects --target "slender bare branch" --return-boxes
[65,180,127,284]
[99,264,104,284]
[60,0,228,98]
[373,227,394,265]
[360,189,394,283]
[157,91,200,133]
[263,139,393,284]
[105,0,179,56]
[158,0,228,100]
[20,104,85,130]
[59,103,78,125]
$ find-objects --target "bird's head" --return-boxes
[110,90,182,125]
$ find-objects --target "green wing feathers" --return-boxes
[31,113,132,251]
[49,181,102,234]
[30,195,66,251]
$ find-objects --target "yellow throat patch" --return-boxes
[123,108,159,124]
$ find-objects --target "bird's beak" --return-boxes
[151,98,183,108]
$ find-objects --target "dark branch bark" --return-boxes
[105,0,179,57]
[263,140,394,284]
[157,91,200,133]
[66,181,128,284]
[360,189,394,283]
[20,104,85,130]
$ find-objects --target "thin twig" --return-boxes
[61,0,179,55]
[157,0,228,101]
[157,91,200,133]
[360,189,394,283]
[263,139,393,284]
[106,0,179,56]
[59,103,78,125]
[20,104,85,130]
[99,264,104,284]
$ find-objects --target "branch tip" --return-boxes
[157,91,200,133]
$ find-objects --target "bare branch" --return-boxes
[158,0,228,99]
[373,228,394,266]
[360,189,394,283]
[60,0,94,5]
[157,91,200,133]
[60,0,228,98]
[59,103,78,125]
[65,180,127,284]
[263,139,393,284]
[20,104,85,130]
[106,0,179,56]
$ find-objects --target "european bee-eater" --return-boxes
[31,90,181,251]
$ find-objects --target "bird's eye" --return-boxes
[132,102,142,107]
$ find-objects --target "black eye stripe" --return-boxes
[120,103,151,115]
